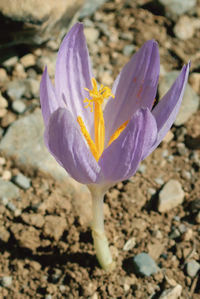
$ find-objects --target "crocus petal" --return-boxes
[98,108,157,184]
[55,23,94,134]
[143,62,190,159]
[40,67,59,126]
[104,40,160,145]
[44,108,100,184]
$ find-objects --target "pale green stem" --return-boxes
[88,186,115,271]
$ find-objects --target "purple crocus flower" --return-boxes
[40,22,189,271]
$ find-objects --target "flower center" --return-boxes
[77,78,128,162]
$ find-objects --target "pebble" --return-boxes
[123,45,135,56]
[186,260,200,278]
[44,295,52,299]
[3,56,18,69]
[0,178,20,200]
[177,143,188,156]
[189,72,200,94]
[7,201,17,212]
[162,149,169,158]
[154,178,164,185]
[138,163,146,174]
[158,284,182,299]
[132,252,158,276]
[148,188,156,196]
[12,100,26,114]
[163,130,174,143]
[174,16,196,40]
[13,63,26,78]
[158,179,184,212]
[84,27,100,44]
[196,211,200,224]
[79,0,108,18]
[6,80,27,101]
[13,173,31,190]
[123,237,136,251]
[1,170,12,181]
[36,55,56,78]
[158,0,196,16]
[0,225,10,242]
[169,228,181,239]
[159,71,199,125]
[0,68,9,87]
[0,276,12,288]
[0,157,6,165]
[20,54,36,68]
[181,170,191,180]
[0,94,8,109]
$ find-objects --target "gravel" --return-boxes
[13,173,31,190]
[132,252,158,276]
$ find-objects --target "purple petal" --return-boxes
[44,108,100,184]
[104,40,160,145]
[55,23,94,134]
[98,108,157,184]
[144,62,190,159]
[40,67,59,126]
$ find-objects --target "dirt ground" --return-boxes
[0,0,200,298]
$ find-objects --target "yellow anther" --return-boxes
[77,78,128,162]
[77,116,99,161]
[108,120,129,146]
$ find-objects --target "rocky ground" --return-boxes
[0,0,200,298]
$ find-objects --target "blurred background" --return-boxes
[0,0,199,298]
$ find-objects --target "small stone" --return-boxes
[138,163,146,174]
[181,170,191,180]
[154,178,164,185]
[7,201,17,212]
[196,211,200,224]
[182,228,193,241]
[162,149,169,158]
[186,260,200,278]
[0,276,12,288]
[174,16,195,40]
[0,68,9,87]
[0,178,20,200]
[177,142,188,156]
[43,215,67,241]
[3,56,18,68]
[13,63,26,78]
[0,157,6,165]
[6,80,27,100]
[158,284,182,299]
[13,173,31,190]
[0,108,7,118]
[148,188,156,195]
[0,94,8,109]
[159,71,199,125]
[163,131,174,143]
[123,45,135,56]
[169,228,181,239]
[12,100,26,114]
[84,27,99,44]
[158,180,184,212]
[79,0,108,18]
[123,237,136,251]
[45,295,52,299]
[20,54,36,68]
[0,225,10,242]
[132,252,158,276]
[158,0,196,17]
[189,73,200,94]
[21,213,44,228]
[1,170,12,181]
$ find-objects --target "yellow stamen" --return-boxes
[77,116,99,161]
[108,120,129,146]
[77,78,129,161]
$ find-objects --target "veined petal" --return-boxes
[40,67,59,126]
[55,23,94,134]
[98,108,157,184]
[44,108,100,184]
[144,62,190,159]
[104,40,160,145]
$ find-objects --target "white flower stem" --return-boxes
[88,186,115,271]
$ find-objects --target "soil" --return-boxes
[0,0,200,298]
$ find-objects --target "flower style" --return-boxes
[40,22,189,271]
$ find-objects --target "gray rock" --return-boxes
[158,0,196,17]
[123,45,135,56]
[186,260,200,278]
[174,16,198,40]
[12,100,26,114]
[159,71,199,126]
[0,110,91,207]
[0,0,84,48]
[158,179,184,212]
[132,252,158,276]
[0,178,20,200]
[169,227,181,239]
[138,163,146,174]
[158,285,182,299]
[154,178,164,185]
[79,0,108,18]
[0,276,12,288]
[13,173,31,190]
[7,80,27,100]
